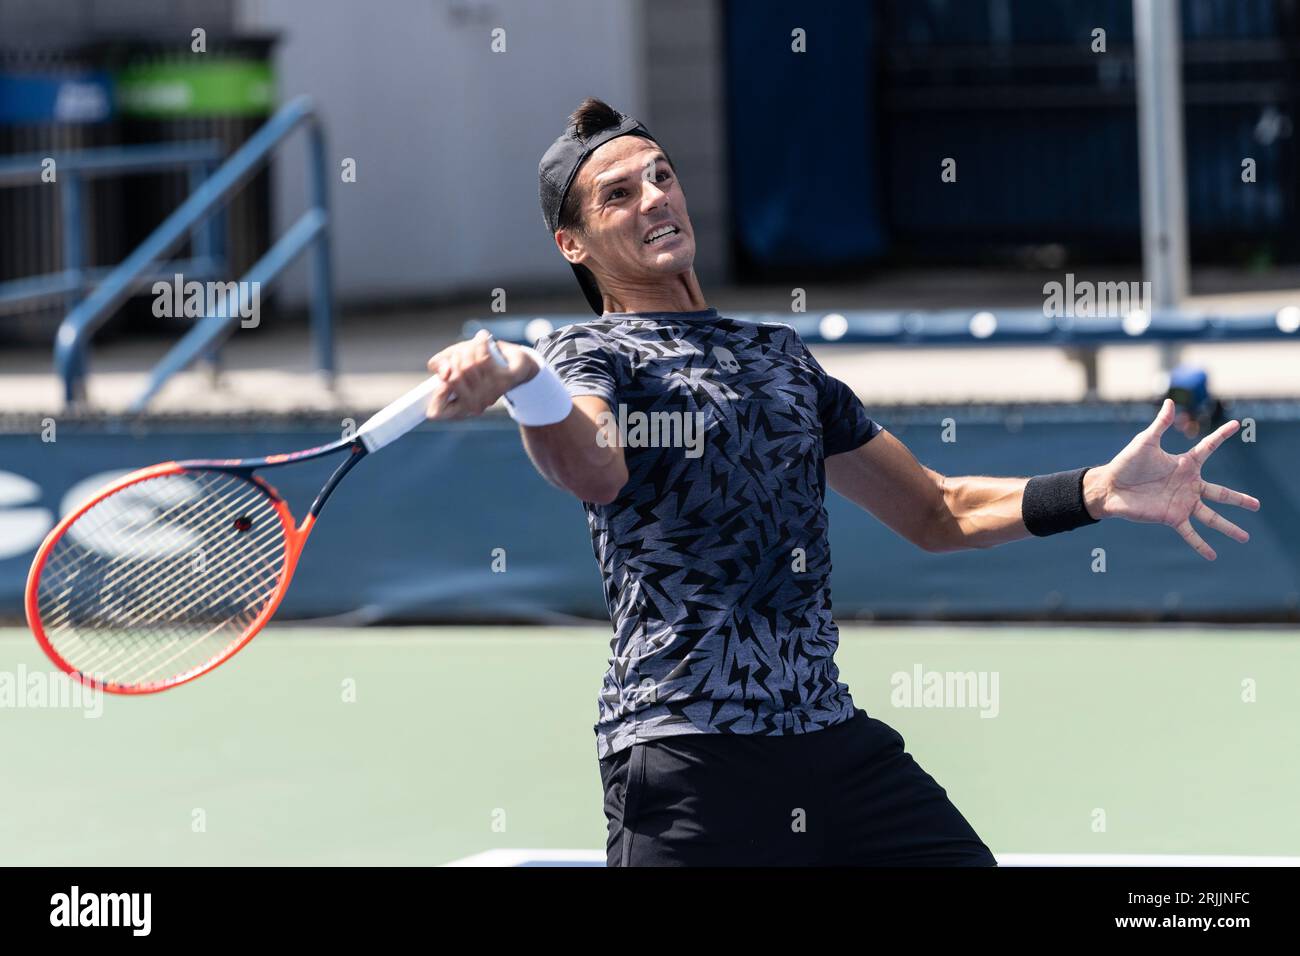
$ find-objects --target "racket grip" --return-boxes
[356,375,442,452]
[356,339,510,453]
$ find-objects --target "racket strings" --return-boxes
[39,476,278,672]
[41,478,285,685]
[41,478,277,642]
[36,470,288,688]
[83,541,285,683]
[67,520,285,684]
[47,480,284,673]
[43,478,275,634]
[61,489,281,641]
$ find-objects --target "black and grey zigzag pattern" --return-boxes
[535,308,882,758]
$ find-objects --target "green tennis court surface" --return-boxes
[1,624,1297,866]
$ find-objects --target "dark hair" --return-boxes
[556,97,625,236]
[555,98,627,302]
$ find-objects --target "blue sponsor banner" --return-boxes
[1,408,1295,622]
[0,70,115,124]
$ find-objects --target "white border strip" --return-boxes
[998,852,1300,867]
[445,849,1300,867]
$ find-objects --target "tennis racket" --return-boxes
[26,342,507,695]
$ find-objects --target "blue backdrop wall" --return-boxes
[1,403,1295,624]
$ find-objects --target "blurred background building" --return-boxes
[2,0,1296,314]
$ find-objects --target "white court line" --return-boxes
[445,849,607,867]
[998,853,1300,867]
[444,849,1300,867]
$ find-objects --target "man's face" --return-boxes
[557,136,696,287]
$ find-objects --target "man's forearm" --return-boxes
[929,473,1032,552]
[932,465,1111,552]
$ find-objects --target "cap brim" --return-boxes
[571,263,604,315]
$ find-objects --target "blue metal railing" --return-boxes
[465,307,1300,348]
[0,141,226,317]
[3,95,335,409]
[466,306,1300,397]
[120,96,335,412]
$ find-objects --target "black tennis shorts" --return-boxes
[598,708,996,866]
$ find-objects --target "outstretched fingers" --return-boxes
[1175,520,1216,561]
[1194,502,1249,544]
[1189,419,1240,464]
[1144,398,1176,441]
[1201,480,1260,512]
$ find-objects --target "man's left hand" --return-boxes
[1084,398,1261,560]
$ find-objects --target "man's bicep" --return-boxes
[519,394,626,503]
[825,430,946,552]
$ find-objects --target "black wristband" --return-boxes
[1022,467,1100,537]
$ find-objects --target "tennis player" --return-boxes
[423,98,1261,866]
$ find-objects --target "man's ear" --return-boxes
[554,228,589,268]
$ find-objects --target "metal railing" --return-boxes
[465,306,1300,397]
[465,306,1300,347]
[2,95,335,410]
[0,140,226,317]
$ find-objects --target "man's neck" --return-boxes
[599,272,708,315]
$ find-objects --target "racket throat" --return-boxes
[307,443,368,517]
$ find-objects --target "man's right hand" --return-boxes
[426,331,627,503]
[424,329,537,420]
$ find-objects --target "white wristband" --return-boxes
[502,347,574,426]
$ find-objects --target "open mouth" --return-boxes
[644,225,680,245]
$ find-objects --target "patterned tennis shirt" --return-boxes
[535,308,883,758]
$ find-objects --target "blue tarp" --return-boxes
[724,0,887,266]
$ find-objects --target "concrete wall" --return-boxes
[0,0,235,39]
[236,0,646,306]
[2,0,732,306]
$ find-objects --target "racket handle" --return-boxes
[356,339,509,453]
[356,375,441,452]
